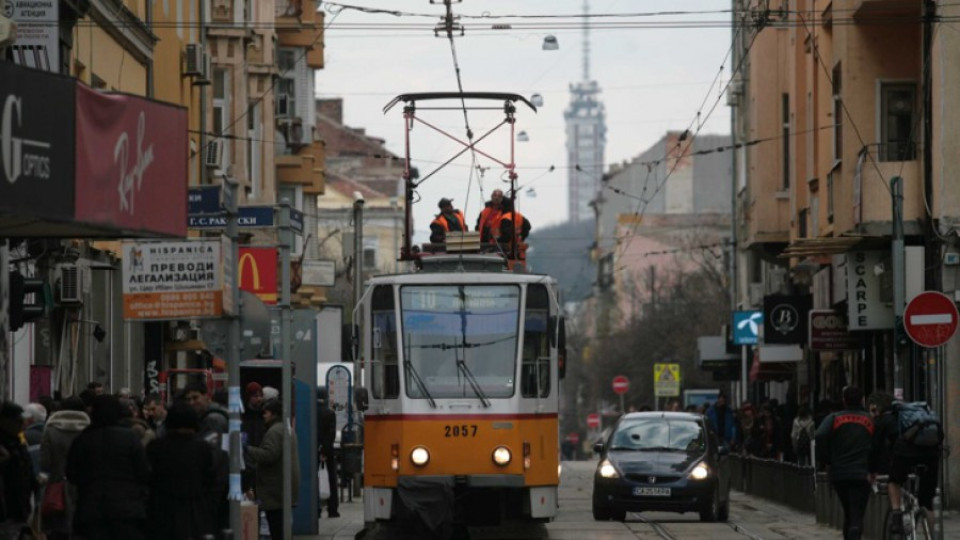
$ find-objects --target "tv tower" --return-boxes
[564,0,607,223]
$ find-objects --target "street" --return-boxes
[357,460,836,540]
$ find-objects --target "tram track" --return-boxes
[633,515,765,540]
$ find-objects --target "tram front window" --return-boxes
[400,285,520,399]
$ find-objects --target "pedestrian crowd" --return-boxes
[0,379,336,540]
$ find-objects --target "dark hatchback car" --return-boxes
[592,412,731,522]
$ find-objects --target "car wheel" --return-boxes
[592,498,610,521]
[610,508,627,522]
[699,485,719,523]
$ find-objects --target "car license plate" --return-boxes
[633,487,671,497]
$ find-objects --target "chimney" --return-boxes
[317,98,344,124]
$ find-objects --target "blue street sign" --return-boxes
[187,185,223,215]
[733,310,763,345]
[188,206,275,229]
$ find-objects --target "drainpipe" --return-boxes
[146,0,153,97]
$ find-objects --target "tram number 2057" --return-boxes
[444,424,478,438]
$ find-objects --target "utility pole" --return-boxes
[891,176,905,401]
[224,177,243,538]
[352,194,364,391]
[730,0,746,406]
[278,201,293,540]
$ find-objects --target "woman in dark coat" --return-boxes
[145,402,215,540]
[66,395,150,539]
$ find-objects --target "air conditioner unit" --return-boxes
[56,264,83,305]
[276,93,291,117]
[184,43,204,77]
[192,52,212,86]
[205,139,223,169]
[748,282,763,307]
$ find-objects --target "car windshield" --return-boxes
[609,418,705,453]
[400,284,519,399]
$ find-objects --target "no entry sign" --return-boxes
[586,413,600,429]
[904,291,959,348]
[612,375,630,395]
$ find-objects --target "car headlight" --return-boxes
[689,463,710,480]
[410,446,430,467]
[598,459,619,479]
[492,446,512,466]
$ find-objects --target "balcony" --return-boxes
[277,141,325,194]
[852,0,920,20]
[276,0,323,49]
[851,143,923,235]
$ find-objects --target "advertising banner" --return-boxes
[75,85,188,237]
[809,309,861,351]
[238,247,278,304]
[122,240,223,319]
[0,61,75,221]
[845,251,894,330]
[763,294,812,345]
[6,0,59,71]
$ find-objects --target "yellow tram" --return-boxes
[357,254,566,527]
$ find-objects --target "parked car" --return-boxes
[591,411,731,522]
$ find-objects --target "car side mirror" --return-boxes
[593,442,604,454]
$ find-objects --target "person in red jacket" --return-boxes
[429,198,465,244]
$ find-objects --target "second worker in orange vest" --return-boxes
[429,198,466,244]
[475,189,505,243]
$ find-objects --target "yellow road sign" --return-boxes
[653,363,681,397]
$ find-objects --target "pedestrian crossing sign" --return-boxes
[653,363,681,397]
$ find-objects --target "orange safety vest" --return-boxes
[491,210,525,241]
[476,206,503,242]
[431,211,465,232]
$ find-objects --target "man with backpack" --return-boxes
[871,400,942,532]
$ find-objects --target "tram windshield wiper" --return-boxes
[404,359,436,408]
[456,356,490,408]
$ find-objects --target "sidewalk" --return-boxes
[295,495,366,540]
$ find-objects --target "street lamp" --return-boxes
[517,131,530,142]
[530,94,544,107]
[542,35,559,50]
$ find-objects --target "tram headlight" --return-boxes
[492,446,512,467]
[410,446,430,467]
[689,463,710,480]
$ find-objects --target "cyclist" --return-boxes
[871,400,942,533]
[815,386,874,540]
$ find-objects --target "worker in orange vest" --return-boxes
[475,189,505,243]
[492,202,531,258]
[429,198,466,244]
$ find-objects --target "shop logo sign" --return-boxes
[1,94,52,185]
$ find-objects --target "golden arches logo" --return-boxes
[238,252,262,290]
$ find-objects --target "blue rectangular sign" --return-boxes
[187,185,223,215]
[188,206,275,229]
[290,208,304,234]
[732,310,762,345]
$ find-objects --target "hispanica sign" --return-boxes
[121,240,223,320]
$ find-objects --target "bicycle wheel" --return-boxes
[914,508,932,540]
[882,508,905,540]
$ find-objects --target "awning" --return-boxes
[779,236,870,259]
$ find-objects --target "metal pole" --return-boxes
[891,176,905,400]
[279,201,293,540]
[731,0,746,407]
[224,177,243,538]
[353,197,364,391]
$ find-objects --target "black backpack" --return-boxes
[895,401,943,448]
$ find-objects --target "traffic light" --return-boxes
[9,272,47,331]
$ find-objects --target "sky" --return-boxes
[315,1,733,239]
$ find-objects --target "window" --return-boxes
[276,49,297,117]
[880,83,917,161]
[212,67,231,167]
[798,208,808,238]
[832,64,842,162]
[362,237,378,269]
[521,284,550,398]
[810,194,820,237]
[246,102,262,199]
[371,285,399,399]
[782,93,790,190]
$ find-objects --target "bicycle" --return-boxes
[880,467,932,540]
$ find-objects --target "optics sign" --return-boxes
[122,240,223,320]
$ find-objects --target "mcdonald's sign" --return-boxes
[238,247,278,304]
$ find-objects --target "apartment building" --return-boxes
[734,0,960,504]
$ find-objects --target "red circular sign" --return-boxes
[612,375,630,395]
[904,291,960,348]
[565,432,580,445]
[586,413,600,429]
